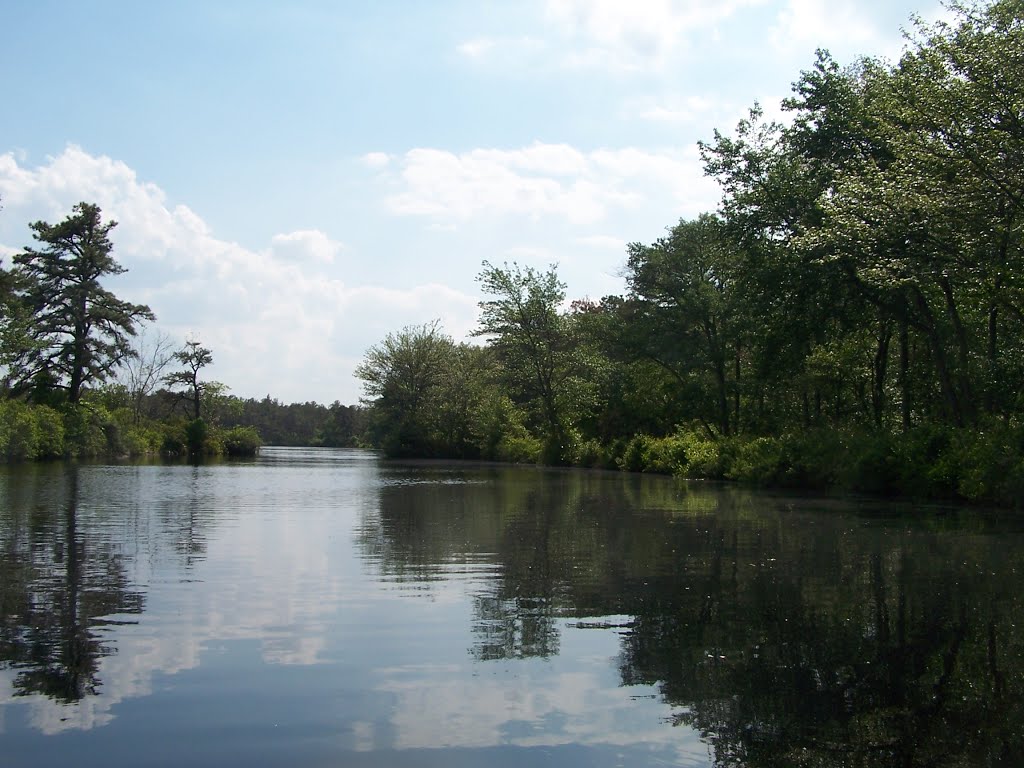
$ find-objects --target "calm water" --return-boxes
[1,447,1022,767]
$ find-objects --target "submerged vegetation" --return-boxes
[356,0,1024,507]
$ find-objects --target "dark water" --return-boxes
[1,447,1022,767]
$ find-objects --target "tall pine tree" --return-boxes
[11,202,154,403]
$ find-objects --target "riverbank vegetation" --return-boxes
[0,201,267,461]
[356,1,1024,507]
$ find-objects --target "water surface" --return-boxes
[1,447,1022,766]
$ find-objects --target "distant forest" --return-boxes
[0,199,364,459]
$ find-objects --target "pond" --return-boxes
[1,447,1022,767]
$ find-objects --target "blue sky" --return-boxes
[0,0,940,405]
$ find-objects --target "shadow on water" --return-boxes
[360,464,1024,767]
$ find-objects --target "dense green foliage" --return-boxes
[356,0,1024,506]
[220,396,366,447]
[164,340,214,420]
[0,203,265,461]
[6,203,154,403]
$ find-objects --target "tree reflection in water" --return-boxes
[0,466,144,704]
[362,466,1024,767]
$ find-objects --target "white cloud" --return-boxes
[0,146,479,405]
[362,152,391,169]
[769,0,878,54]
[457,37,498,58]
[637,95,718,124]
[577,234,626,250]
[455,0,766,73]
[544,0,767,72]
[503,245,559,263]
[455,35,547,66]
[373,141,715,225]
[269,229,343,265]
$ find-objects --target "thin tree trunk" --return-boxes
[940,276,976,425]
[899,315,912,432]
[872,318,892,428]
[911,286,962,426]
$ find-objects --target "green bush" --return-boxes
[160,422,188,457]
[571,437,619,469]
[942,424,1024,506]
[0,400,43,460]
[82,407,159,458]
[61,404,110,458]
[223,426,261,457]
[33,405,65,459]
[496,432,542,464]
[618,434,649,472]
[893,424,956,498]
[611,433,689,474]
[678,432,727,479]
[643,435,683,474]
[838,431,898,495]
[185,418,208,456]
[726,436,785,485]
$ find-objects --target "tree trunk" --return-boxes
[733,344,741,435]
[940,276,976,426]
[899,314,912,432]
[872,318,892,428]
[911,286,962,426]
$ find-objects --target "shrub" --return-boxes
[678,432,727,479]
[838,431,898,495]
[0,400,42,460]
[726,436,786,486]
[62,404,110,458]
[496,432,542,464]
[160,422,188,457]
[33,405,65,459]
[618,434,649,472]
[645,434,689,474]
[185,418,208,456]
[223,426,261,457]
[893,424,956,498]
[571,437,618,469]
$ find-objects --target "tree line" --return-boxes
[0,197,368,460]
[0,201,269,459]
[356,0,1024,506]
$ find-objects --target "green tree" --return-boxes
[355,320,455,457]
[165,340,214,420]
[9,202,154,403]
[622,215,745,437]
[475,261,571,462]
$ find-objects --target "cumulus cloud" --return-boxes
[576,234,626,250]
[457,37,497,58]
[455,35,547,66]
[0,146,479,405]
[636,95,718,124]
[362,152,391,169]
[769,0,878,54]
[373,141,714,225]
[455,0,766,73]
[269,230,343,264]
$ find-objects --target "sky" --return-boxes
[0,0,944,406]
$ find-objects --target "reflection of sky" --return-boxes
[0,450,710,767]
[369,625,706,761]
